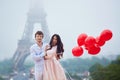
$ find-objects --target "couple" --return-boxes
[30,31,67,80]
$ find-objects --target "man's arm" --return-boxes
[30,47,44,61]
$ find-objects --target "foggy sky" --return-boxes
[0,0,120,61]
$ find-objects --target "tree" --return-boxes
[89,55,120,80]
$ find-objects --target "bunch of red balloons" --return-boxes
[72,29,113,57]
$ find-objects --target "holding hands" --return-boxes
[44,45,49,60]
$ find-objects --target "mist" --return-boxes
[0,0,120,60]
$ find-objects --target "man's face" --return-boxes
[35,34,43,43]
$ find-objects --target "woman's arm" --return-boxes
[44,54,54,59]
[56,52,63,60]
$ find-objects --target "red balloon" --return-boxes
[77,33,88,46]
[96,36,105,46]
[85,36,96,47]
[72,46,83,57]
[100,29,113,41]
[88,45,101,55]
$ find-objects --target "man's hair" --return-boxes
[35,31,44,38]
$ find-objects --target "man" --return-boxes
[30,31,47,80]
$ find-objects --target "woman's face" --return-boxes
[52,36,57,46]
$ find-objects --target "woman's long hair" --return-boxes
[49,34,64,59]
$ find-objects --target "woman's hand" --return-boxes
[44,55,48,60]
[44,45,49,56]
[45,45,49,51]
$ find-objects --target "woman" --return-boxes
[43,34,67,80]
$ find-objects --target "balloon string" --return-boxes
[63,68,73,80]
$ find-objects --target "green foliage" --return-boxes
[60,56,110,80]
[24,61,34,69]
[22,61,34,73]
[90,55,120,80]
[89,63,103,72]
[70,73,82,80]
[0,56,111,80]
[111,55,120,64]
[61,57,110,74]
[0,76,4,80]
[0,59,13,75]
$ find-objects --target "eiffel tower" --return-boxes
[12,0,50,71]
